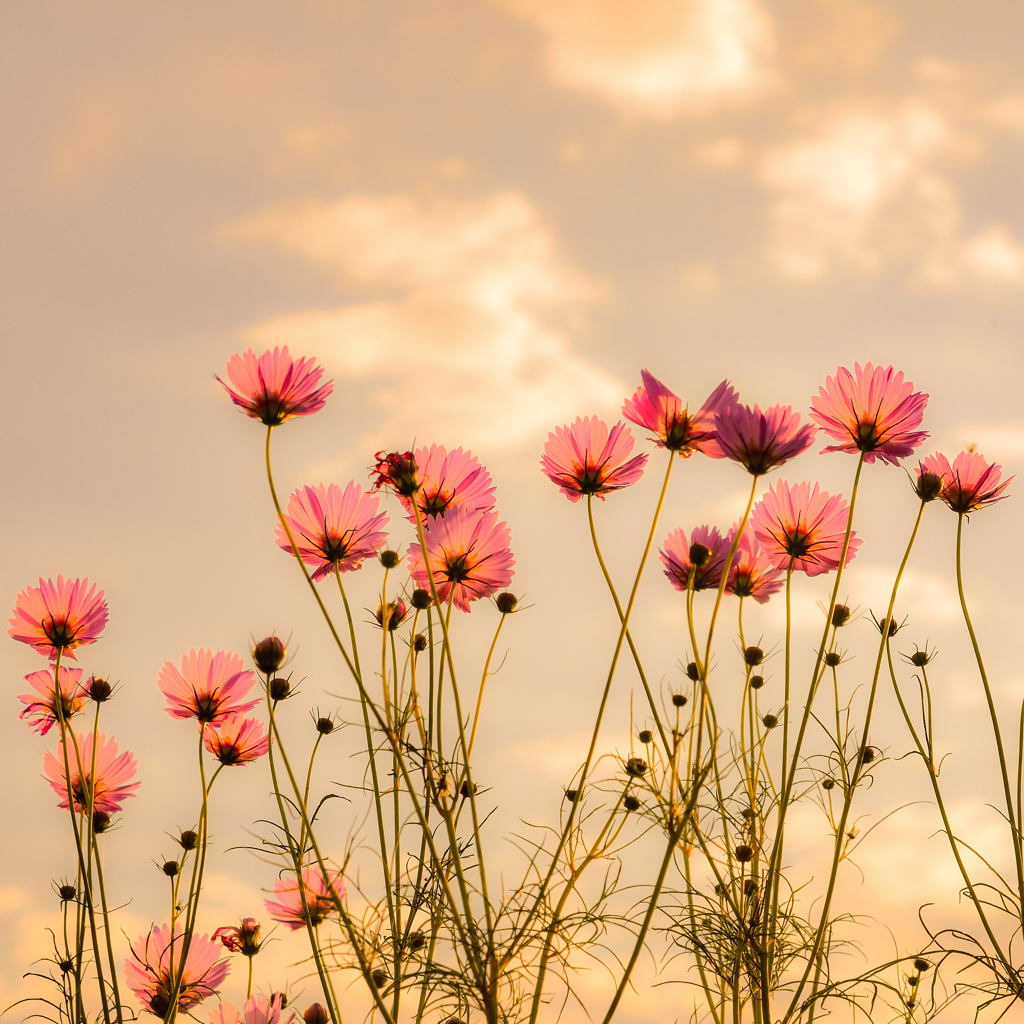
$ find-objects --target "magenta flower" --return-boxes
[715,403,816,476]
[217,346,333,426]
[213,918,263,957]
[752,481,861,577]
[659,526,728,592]
[921,451,1013,513]
[209,995,283,1024]
[8,576,108,661]
[158,648,259,724]
[541,417,647,502]
[810,363,928,465]
[264,866,345,930]
[725,524,784,604]
[407,507,515,613]
[43,732,140,815]
[275,482,389,581]
[622,370,736,457]
[204,714,269,766]
[124,925,229,1017]
[371,449,420,498]
[19,666,85,735]
[400,444,496,521]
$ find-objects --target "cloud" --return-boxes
[497,0,777,117]
[761,101,1024,285]
[230,192,623,450]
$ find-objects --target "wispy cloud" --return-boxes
[496,0,778,117]
[229,192,623,450]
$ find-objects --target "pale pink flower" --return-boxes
[204,714,269,766]
[264,866,345,930]
[213,918,263,957]
[400,444,496,521]
[209,995,283,1024]
[752,481,861,577]
[275,482,389,581]
[725,524,784,604]
[811,363,928,465]
[921,451,1013,513]
[43,732,140,815]
[541,417,647,502]
[124,925,229,1016]
[622,370,736,457]
[8,576,108,661]
[217,347,333,426]
[715,403,816,476]
[659,526,728,592]
[407,507,515,613]
[158,648,259,724]
[19,666,85,735]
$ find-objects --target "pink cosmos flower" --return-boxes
[213,918,263,957]
[541,417,648,502]
[8,576,108,661]
[400,444,496,521]
[407,507,515,613]
[921,451,1013,513]
[275,482,389,581]
[725,524,784,604]
[659,526,728,592]
[217,347,333,426]
[264,866,345,930]
[124,925,229,1017]
[43,732,140,815]
[158,648,259,724]
[715,403,817,476]
[209,995,283,1024]
[810,363,928,465]
[370,450,420,498]
[19,666,85,735]
[622,370,736,457]
[752,481,861,577]
[204,714,269,766]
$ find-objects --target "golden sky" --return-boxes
[3,3,1024,1021]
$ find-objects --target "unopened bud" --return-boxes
[379,549,400,569]
[409,930,426,951]
[762,714,778,729]
[625,757,648,777]
[672,692,688,707]
[269,677,291,701]
[638,729,652,744]
[316,717,335,735]
[59,959,74,974]
[459,780,477,799]
[58,884,77,902]
[178,829,199,850]
[913,468,944,502]
[913,958,931,973]
[411,589,431,610]
[495,592,518,614]
[689,543,711,567]
[162,860,179,877]
[371,969,387,988]
[749,675,764,690]
[412,633,428,652]
[861,746,877,765]
[623,795,641,811]
[85,676,112,702]
[822,778,836,790]
[253,636,286,674]
[685,662,700,681]
[743,646,764,666]
[831,604,851,628]
[92,811,111,833]
[908,647,933,667]
[734,844,753,862]
[564,788,578,802]
[272,993,288,1010]
[744,878,758,896]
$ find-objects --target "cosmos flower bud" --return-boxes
[743,646,764,666]
[913,466,944,502]
[316,717,335,735]
[253,636,286,674]
[564,788,579,802]
[824,651,842,667]
[762,714,778,729]
[822,778,836,790]
[749,675,764,689]
[379,549,401,569]
[269,677,291,701]
[409,930,426,951]
[92,811,111,833]
[638,729,653,744]
[831,604,852,628]
[906,646,934,667]
[685,662,700,681]
[625,757,648,777]
[85,676,113,702]
[179,829,199,850]
[411,588,432,610]
[459,780,478,799]
[495,592,518,614]
[672,693,688,707]
[375,599,408,632]
[162,860,179,877]
[744,879,758,896]
[303,1007,331,1024]
[624,795,641,812]
[58,883,77,902]
[371,969,387,988]
[688,542,711,567]
[59,959,74,974]
[913,958,931,973]
[861,746,877,764]
[412,633,428,652]
[734,844,753,862]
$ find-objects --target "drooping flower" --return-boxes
[659,526,728,592]
[724,524,784,604]
[209,995,283,1024]
[399,444,496,521]
[8,576,108,661]
[622,370,736,457]
[204,715,269,766]
[752,481,861,577]
[216,347,333,426]
[124,925,229,1017]
[541,417,647,502]
[213,918,263,957]
[407,507,515,613]
[370,450,420,498]
[921,451,1013,513]
[19,666,85,735]
[275,482,389,581]
[810,363,928,465]
[264,866,345,931]
[715,403,816,476]
[43,732,140,815]
[158,649,259,724]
